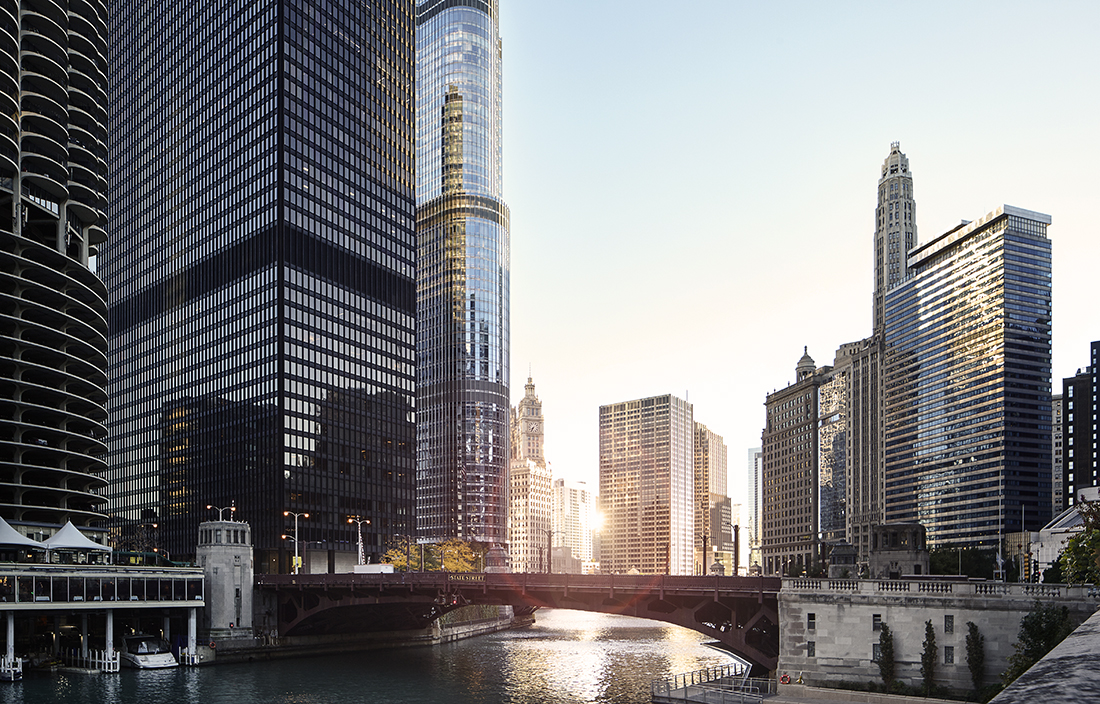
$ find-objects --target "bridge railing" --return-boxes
[781,578,1100,600]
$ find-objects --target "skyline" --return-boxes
[500,1,1100,510]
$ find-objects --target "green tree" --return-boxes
[1002,601,1075,685]
[877,623,895,690]
[1058,498,1100,584]
[966,621,985,693]
[1041,560,1063,584]
[920,619,936,695]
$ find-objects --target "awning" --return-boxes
[42,521,111,551]
[0,516,45,549]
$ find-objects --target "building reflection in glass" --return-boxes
[882,206,1052,548]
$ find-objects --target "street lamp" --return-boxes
[347,516,371,566]
[154,548,171,566]
[207,502,236,521]
[283,510,310,574]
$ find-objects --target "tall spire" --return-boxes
[873,142,918,332]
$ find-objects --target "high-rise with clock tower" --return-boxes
[508,376,552,571]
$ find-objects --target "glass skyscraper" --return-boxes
[107,0,417,568]
[415,0,510,545]
[0,0,109,535]
[882,205,1052,548]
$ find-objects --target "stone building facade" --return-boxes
[779,578,1100,694]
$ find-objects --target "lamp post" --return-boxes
[283,511,309,574]
[347,516,371,566]
[207,502,236,521]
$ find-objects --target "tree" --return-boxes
[1002,601,1075,685]
[877,623,895,690]
[1058,498,1100,584]
[920,620,937,695]
[966,621,985,693]
[382,535,424,571]
[436,538,479,572]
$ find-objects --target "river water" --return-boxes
[0,610,740,704]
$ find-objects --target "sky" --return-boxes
[497,1,1100,510]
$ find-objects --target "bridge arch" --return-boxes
[255,572,780,674]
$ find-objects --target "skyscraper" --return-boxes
[1061,341,1098,508]
[834,336,880,562]
[415,0,510,546]
[599,394,694,575]
[882,205,1052,547]
[107,0,417,567]
[551,478,595,572]
[761,349,832,575]
[746,447,763,573]
[693,423,729,573]
[873,142,917,332]
[508,376,550,572]
[0,0,109,534]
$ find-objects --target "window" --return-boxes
[873,614,882,632]
[808,613,816,631]
[944,646,954,664]
[944,615,954,634]
[873,643,882,662]
[807,641,816,657]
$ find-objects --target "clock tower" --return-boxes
[514,376,545,462]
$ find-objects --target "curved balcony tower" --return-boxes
[0,0,109,530]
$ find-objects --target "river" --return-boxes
[0,609,741,703]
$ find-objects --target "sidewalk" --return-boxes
[767,684,960,704]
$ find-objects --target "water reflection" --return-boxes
[0,610,738,704]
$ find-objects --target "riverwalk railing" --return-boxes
[62,647,119,673]
[651,663,763,704]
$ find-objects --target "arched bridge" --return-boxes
[255,572,781,673]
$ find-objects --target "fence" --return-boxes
[62,648,119,673]
[651,663,764,704]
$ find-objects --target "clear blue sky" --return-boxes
[499,1,1100,509]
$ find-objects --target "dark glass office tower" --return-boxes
[415,0,510,544]
[882,205,1052,548]
[107,0,416,569]
[1062,341,1099,509]
[0,0,109,534]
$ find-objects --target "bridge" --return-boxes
[254,572,781,673]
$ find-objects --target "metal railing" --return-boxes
[651,663,763,704]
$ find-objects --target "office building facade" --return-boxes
[1062,341,1098,508]
[746,447,762,572]
[552,478,595,572]
[882,206,1052,547]
[761,350,832,575]
[0,0,109,534]
[693,423,729,573]
[834,336,881,563]
[1052,394,1063,513]
[107,0,417,567]
[599,394,693,575]
[415,0,510,545]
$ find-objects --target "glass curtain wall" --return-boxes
[107,0,416,568]
[415,0,510,545]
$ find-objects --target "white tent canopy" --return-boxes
[42,521,111,551]
[0,516,44,549]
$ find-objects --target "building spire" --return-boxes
[873,142,917,333]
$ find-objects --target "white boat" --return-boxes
[118,635,178,669]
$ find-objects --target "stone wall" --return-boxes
[779,578,1100,694]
